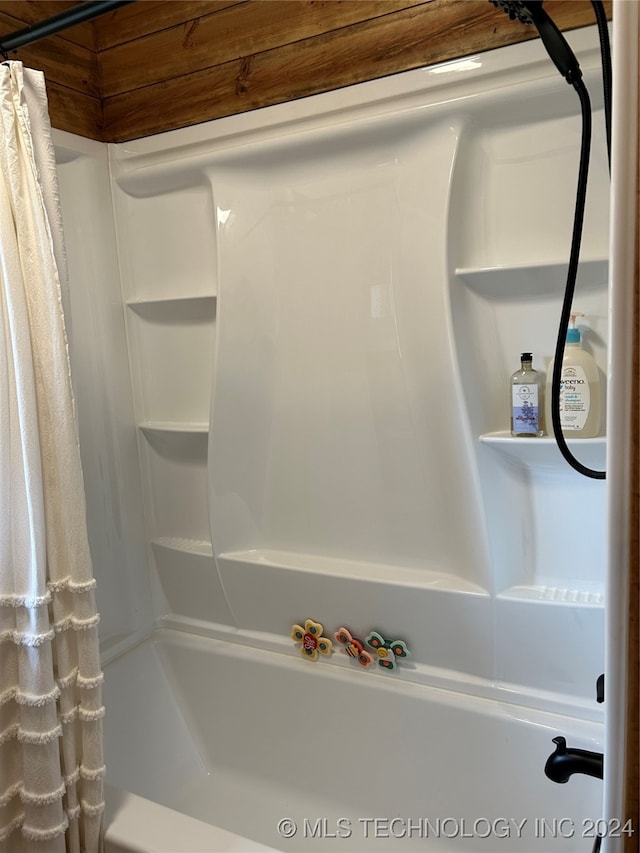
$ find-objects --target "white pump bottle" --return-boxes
[545,312,602,439]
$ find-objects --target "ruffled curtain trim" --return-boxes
[0,577,96,609]
[0,61,104,853]
[0,766,106,808]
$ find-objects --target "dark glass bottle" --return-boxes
[510,352,544,437]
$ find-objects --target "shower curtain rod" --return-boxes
[0,1,134,57]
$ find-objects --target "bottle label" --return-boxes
[512,384,540,434]
[559,365,590,430]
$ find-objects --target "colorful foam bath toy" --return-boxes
[365,630,410,671]
[334,627,373,667]
[291,619,333,661]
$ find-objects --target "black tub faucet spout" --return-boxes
[544,736,603,784]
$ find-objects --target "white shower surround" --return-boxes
[52,22,619,853]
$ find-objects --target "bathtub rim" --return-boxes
[103,625,606,734]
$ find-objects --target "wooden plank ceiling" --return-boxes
[0,0,612,143]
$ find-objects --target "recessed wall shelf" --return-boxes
[218,548,488,595]
[126,294,216,319]
[456,258,608,298]
[498,584,604,606]
[150,537,233,624]
[109,169,227,625]
[139,422,209,436]
[127,297,216,424]
[480,431,606,471]
[152,537,213,558]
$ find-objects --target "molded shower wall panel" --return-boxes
[203,114,494,677]
[447,54,609,701]
[208,118,490,584]
[107,26,608,705]
[110,174,234,629]
[54,131,153,655]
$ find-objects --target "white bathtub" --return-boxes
[103,629,604,852]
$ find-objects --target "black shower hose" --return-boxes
[551,1,610,480]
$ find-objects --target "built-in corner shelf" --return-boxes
[480,431,606,471]
[455,258,608,297]
[150,537,228,625]
[126,294,217,317]
[139,422,209,437]
[151,537,213,558]
[218,548,488,595]
[498,584,604,606]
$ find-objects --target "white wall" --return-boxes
[55,132,154,655]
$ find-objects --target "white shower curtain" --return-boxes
[0,63,104,852]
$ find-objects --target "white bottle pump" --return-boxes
[545,312,602,438]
